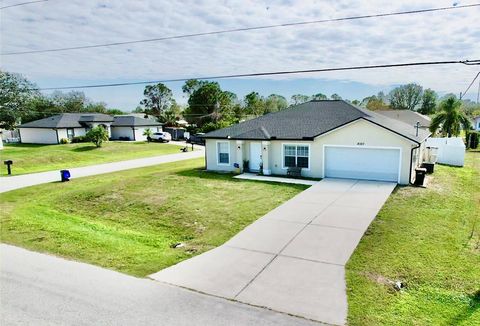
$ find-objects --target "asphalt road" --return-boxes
[0,244,321,326]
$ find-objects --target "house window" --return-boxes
[217,141,230,165]
[283,144,309,169]
[66,128,74,140]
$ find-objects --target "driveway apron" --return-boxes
[150,178,396,325]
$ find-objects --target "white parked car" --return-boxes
[150,132,172,143]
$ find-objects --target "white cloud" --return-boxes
[1,0,479,105]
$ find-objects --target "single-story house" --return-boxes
[202,100,431,185]
[110,116,163,141]
[473,115,480,131]
[376,110,431,129]
[18,113,163,144]
[18,113,114,144]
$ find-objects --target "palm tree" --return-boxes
[429,97,471,137]
[143,128,153,142]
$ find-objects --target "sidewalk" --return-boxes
[0,149,203,193]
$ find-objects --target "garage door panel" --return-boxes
[325,147,400,182]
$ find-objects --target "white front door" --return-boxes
[249,142,262,171]
[324,146,401,182]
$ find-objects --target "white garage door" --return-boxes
[324,146,400,182]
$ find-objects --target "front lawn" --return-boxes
[0,158,307,276]
[0,141,185,176]
[347,151,480,325]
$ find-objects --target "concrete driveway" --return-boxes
[150,178,396,325]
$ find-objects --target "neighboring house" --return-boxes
[202,100,431,185]
[376,110,431,129]
[473,116,480,131]
[110,116,163,141]
[1,129,20,143]
[17,113,164,144]
[18,113,114,144]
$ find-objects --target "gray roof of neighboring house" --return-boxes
[127,113,158,121]
[18,113,114,128]
[112,115,162,127]
[376,110,431,128]
[203,100,430,144]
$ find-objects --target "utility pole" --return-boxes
[477,79,480,103]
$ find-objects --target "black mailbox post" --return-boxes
[4,160,13,175]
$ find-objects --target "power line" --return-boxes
[0,0,48,10]
[460,71,480,99]
[3,3,480,55]
[31,59,480,91]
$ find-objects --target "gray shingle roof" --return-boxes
[203,100,430,143]
[376,110,431,127]
[19,113,114,128]
[112,116,162,127]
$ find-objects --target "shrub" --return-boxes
[59,138,69,144]
[143,128,153,142]
[200,121,232,133]
[86,126,109,148]
[467,131,479,149]
[71,136,88,143]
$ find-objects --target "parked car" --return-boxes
[187,133,205,145]
[150,132,172,143]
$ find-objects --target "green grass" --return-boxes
[346,151,480,325]
[0,141,185,176]
[0,158,307,276]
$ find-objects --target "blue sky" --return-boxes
[1,0,479,110]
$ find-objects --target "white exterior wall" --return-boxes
[205,139,238,172]
[111,127,134,140]
[74,128,87,137]
[57,129,68,142]
[205,120,423,185]
[273,120,416,184]
[134,126,161,141]
[111,126,161,141]
[19,128,59,144]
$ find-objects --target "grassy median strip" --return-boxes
[0,142,185,176]
[346,151,480,325]
[0,158,307,276]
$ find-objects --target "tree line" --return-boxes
[0,71,123,130]
[2,70,479,136]
[137,80,480,134]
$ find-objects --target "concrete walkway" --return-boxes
[0,149,203,193]
[234,173,318,185]
[0,244,318,326]
[150,178,396,325]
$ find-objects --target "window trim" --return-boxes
[216,140,231,166]
[66,128,75,140]
[281,143,311,170]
